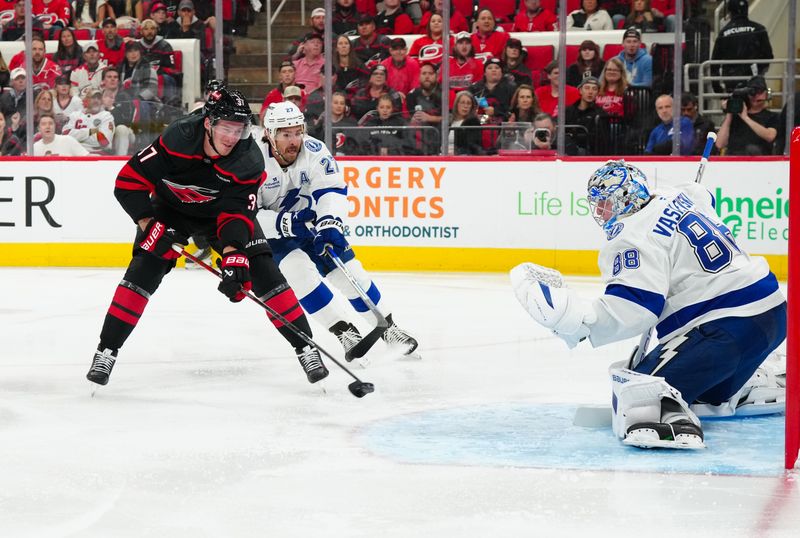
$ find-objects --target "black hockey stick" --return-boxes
[175,246,375,398]
[325,246,389,361]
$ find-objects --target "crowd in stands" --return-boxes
[265,0,793,157]
[0,0,256,156]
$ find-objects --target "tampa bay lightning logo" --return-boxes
[606,222,624,240]
[304,139,322,152]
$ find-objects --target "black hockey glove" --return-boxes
[314,215,348,257]
[276,208,316,240]
[217,250,251,302]
[139,220,182,260]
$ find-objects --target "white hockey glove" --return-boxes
[510,263,596,349]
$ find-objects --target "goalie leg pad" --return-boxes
[691,362,785,418]
[609,360,705,450]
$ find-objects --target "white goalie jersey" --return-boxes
[255,131,349,237]
[588,182,785,346]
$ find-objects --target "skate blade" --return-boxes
[313,379,328,395]
[353,355,371,369]
[89,381,102,397]
[623,431,706,450]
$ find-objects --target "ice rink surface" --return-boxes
[1,267,797,538]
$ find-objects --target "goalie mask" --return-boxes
[587,160,651,230]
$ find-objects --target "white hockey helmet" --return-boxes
[587,159,651,230]
[264,101,306,143]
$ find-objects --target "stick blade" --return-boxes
[573,405,612,428]
[345,325,388,360]
[348,381,375,398]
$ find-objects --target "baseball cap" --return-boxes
[10,67,25,79]
[455,31,472,42]
[178,0,194,10]
[505,38,523,51]
[578,76,600,89]
[55,74,71,85]
[279,59,295,70]
[311,7,325,18]
[358,14,374,24]
[150,2,167,13]
[283,85,303,99]
[80,85,103,99]
[101,17,116,27]
[389,37,407,49]
[747,75,768,93]
[84,40,99,51]
[304,32,323,42]
[623,27,641,40]
[371,64,387,76]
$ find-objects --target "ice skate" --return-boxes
[624,419,705,450]
[330,321,370,366]
[381,315,419,358]
[87,348,117,393]
[295,345,329,384]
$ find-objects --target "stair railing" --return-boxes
[266,0,307,84]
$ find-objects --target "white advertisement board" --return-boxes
[0,157,789,263]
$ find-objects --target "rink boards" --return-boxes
[0,156,789,278]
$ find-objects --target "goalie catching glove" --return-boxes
[510,262,596,348]
[218,250,251,302]
[314,215,348,257]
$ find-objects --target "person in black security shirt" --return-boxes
[711,0,773,93]
[86,83,328,388]
[715,75,778,156]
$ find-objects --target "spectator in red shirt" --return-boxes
[596,57,629,120]
[10,36,63,90]
[472,8,509,61]
[260,60,305,123]
[417,0,469,34]
[513,0,558,32]
[409,13,454,66]
[535,60,580,118]
[33,0,72,35]
[352,14,391,65]
[375,0,415,35]
[98,17,128,67]
[446,31,484,92]
[381,37,420,97]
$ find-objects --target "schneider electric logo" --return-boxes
[714,187,788,241]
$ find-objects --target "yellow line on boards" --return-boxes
[0,244,788,280]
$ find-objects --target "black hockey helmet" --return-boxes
[203,82,252,137]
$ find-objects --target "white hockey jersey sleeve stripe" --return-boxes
[604,284,666,317]
[655,272,782,340]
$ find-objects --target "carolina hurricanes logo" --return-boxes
[335,132,346,148]
[162,179,219,203]
[418,44,444,64]
[36,13,59,25]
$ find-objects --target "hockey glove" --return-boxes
[139,219,182,260]
[314,216,348,257]
[510,263,596,349]
[276,208,316,240]
[217,250,251,302]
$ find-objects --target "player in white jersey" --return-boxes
[511,160,786,449]
[62,85,115,155]
[255,101,419,359]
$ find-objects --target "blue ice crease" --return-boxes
[357,403,786,476]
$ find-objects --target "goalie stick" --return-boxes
[573,132,718,428]
[175,246,375,398]
[325,246,389,362]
